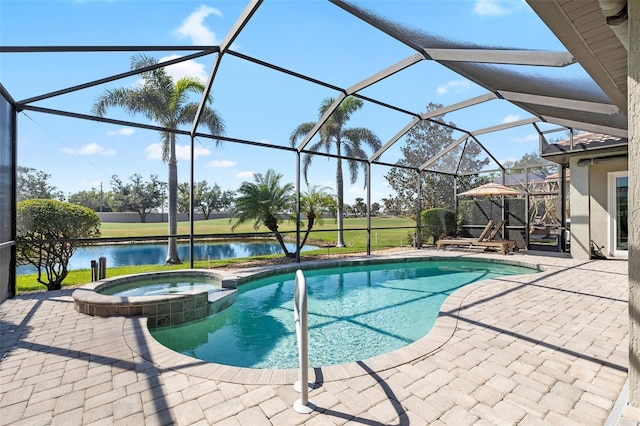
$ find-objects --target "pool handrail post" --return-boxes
[293,269,314,413]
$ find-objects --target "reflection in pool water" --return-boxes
[17,241,316,275]
[150,259,538,369]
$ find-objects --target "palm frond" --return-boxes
[196,105,225,140]
[289,121,316,147]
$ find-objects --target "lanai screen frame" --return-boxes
[1,0,628,277]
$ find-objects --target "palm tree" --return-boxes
[290,96,381,247]
[231,169,296,258]
[92,54,224,264]
[299,185,336,249]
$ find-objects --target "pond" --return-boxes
[17,241,317,275]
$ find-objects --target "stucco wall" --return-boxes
[569,157,590,260]
[588,158,628,257]
[628,0,640,407]
[0,247,12,303]
[568,156,627,260]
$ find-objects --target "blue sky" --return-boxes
[0,0,588,205]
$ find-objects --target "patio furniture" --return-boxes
[436,220,518,255]
[436,220,494,250]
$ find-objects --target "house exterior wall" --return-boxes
[628,0,640,407]
[569,157,590,260]
[568,155,627,261]
[588,158,628,257]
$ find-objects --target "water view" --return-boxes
[17,241,317,275]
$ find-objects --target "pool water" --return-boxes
[100,277,221,297]
[150,260,536,369]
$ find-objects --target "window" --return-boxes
[608,171,628,256]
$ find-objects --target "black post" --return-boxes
[296,151,301,263]
[98,257,107,280]
[91,260,98,282]
[560,164,567,252]
[189,135,195,268]
[416,170,422,248]
[366,162,371,255]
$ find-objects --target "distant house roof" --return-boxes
[541,132,628,165]
[545,169,570,181]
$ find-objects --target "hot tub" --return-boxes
[72,269,238,327]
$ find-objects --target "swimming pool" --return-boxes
[150,259,537,369]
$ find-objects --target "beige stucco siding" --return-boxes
[629,0,640,406]
[589,158,628,257]
[568,155,627,260]
[569,157,591,260]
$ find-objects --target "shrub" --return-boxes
[421,208,456,244]
[17,199,101,290]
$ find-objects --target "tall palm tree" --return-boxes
[231,169,296,258]
[92,54,224,264]
[290,96,381,247]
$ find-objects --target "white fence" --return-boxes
[97,212,232,223]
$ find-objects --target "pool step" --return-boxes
[209,288,238,314]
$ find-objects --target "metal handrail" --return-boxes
[293,269,314,413]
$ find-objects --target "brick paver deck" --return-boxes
[1,249,639,425]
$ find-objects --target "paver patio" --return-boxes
[1,249,639,425]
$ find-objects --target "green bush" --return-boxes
[421,208,456,244]
[17,199,101,290]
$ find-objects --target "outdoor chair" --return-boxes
[436,219,518,255]
[436,220,494,251]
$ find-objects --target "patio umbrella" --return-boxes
[457,182,524,223]
[457,182,525,198]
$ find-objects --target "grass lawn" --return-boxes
[18,216,417,293]
[98,216,414,239]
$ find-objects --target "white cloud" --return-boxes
[77,179,103,190]
[145,143,210,161]
[321,180,336,192]
[175,5,222,45]
[145,143,163,160]
[436,80,470,95]
[159,55,208,82]
[236,171,255,179]
[502,114,520,123]
[473,0,510,16]
[106,127,135,136]
[206,159,237,168]
[176,144,210,160]
[17,136,32,145]
[61,143,115,156]
[514,134,538,143]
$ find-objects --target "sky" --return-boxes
[0,0,591,206]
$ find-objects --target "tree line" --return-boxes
[18,167,235,222]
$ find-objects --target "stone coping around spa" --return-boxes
[71,269,240,326]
